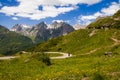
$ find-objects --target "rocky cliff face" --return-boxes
[47,21,75,38]
[11,21,75,43]
[34,22,50,42]
[29,22,48,42]
[11,24,31,36]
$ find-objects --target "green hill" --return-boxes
[0,25,33,55]
[87,10,120,29]
[30,29,120,55]
[31,10,120,56]
[1,29,120,80]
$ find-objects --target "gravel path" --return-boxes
[0,52,72,60]
[0,56,17,60]
[45,52,72,59]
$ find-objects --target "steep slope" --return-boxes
[32,10,120,54]
[0,25,9,32]
[29,29,120,55]
[0,25,33,55]
[87,10,120,29]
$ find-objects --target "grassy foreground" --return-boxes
[0,51,120,80]
[0,29,120,80]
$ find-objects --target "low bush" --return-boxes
[31,53,51,66]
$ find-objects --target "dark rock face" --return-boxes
[34,22,50,42]
[48,22,74,38]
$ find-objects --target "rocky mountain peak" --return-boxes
[37,22,46,26]
[11,21,75,43]
[11,24,31,32]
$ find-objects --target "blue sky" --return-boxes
[0,0,119,29]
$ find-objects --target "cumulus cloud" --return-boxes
[0,0,101,20]
[101,2,120,15]
[78,2,120,25]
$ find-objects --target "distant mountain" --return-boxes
[11,24,31,36]
[87,10,120,29]
[35,21,75,42]
[0,25,33,55]
[47,21,74,38]
[33,22,50,42]
[11,21,75,43]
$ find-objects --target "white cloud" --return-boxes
[78,2,120,25]
[52,20,64,23]
[12,17,19,20]
[101,2,120,16]
[0,0,101,20]
[52,19,70,23]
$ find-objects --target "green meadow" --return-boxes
[0,29,120,80]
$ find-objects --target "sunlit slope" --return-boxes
[32,29,120,55]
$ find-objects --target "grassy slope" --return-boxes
[33,29,117,55]
[0,10,120,79]
[0,29,120,79]
[0,46,120,80]
[87,10,120,29]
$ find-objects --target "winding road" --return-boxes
[0,37,119,60]
[0,52,72,60]
[45,52,72,59]
[0,56,18,60]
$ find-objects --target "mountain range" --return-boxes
[11,21,75,43]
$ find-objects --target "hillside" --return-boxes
[87,10,120,29]
[1,29,120,79]
[0,25,9,32]
[30,29,120,55]
[0,25,33,55]
[1,25,120,79]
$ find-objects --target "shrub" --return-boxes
[32,53,51,66]
[92,72,105,80]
